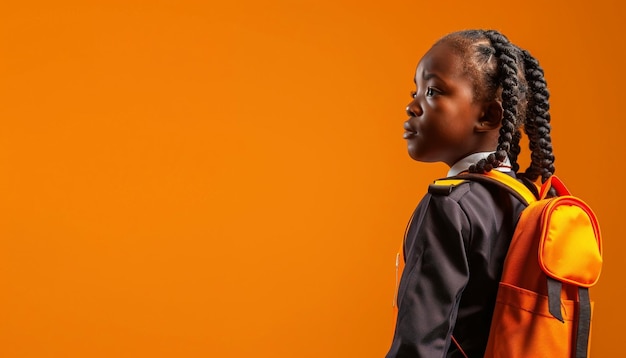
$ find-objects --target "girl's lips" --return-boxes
[403,121,417,139]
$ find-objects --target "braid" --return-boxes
[469,30,522,174]
[520,49,555,183]
[509,129,522,172]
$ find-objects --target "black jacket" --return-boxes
[386,177,526,357]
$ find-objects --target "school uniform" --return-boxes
[386,153,527,358]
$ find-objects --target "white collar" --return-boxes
[447,152,512,177]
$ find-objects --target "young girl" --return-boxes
[387,30,555,357]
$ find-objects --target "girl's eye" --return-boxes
[410,91,417,99]
[425,87,436,97]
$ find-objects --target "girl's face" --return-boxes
[404,42,494,166]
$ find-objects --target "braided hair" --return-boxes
[437,30,555,183]
[521,48,555,182]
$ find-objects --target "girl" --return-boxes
[387,30,555,357]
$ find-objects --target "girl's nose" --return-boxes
[406,103,420,117]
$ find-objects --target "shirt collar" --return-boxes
[447,152,512,177]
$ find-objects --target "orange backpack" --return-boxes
[455,171,604,358]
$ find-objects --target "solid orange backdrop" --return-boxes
[0,0,623,357]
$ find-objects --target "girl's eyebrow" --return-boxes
[414,71,444,84]
[423,71,443,81]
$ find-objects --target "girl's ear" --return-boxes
[476,100,503,132]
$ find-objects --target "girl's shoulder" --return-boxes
[426,176,519,210]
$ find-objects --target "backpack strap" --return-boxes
[576,287,592,358]
[453,170,538,205]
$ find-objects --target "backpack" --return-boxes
[450,170,603,358]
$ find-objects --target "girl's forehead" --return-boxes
[414,42,466,81]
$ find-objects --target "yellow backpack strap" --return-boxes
[456,171,538,205]
[484,170,538,204]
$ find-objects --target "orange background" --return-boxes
[0,0,623,357]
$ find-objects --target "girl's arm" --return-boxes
[386,193,470,358]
